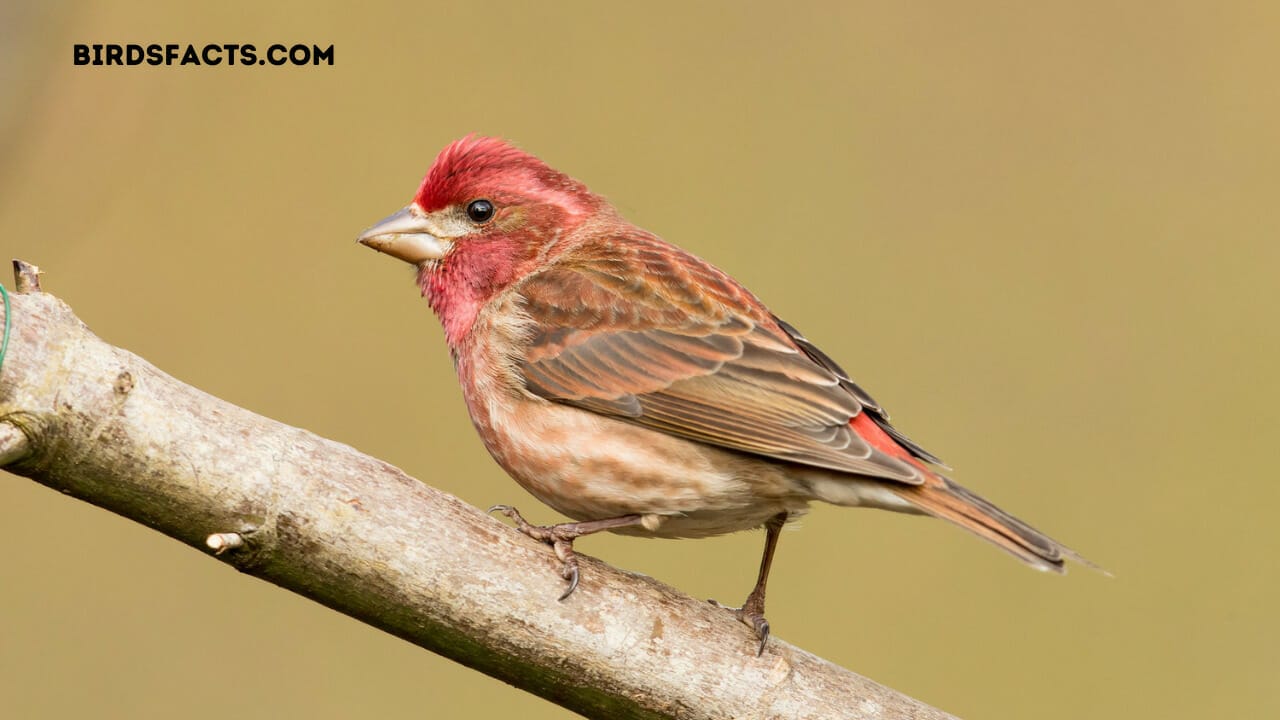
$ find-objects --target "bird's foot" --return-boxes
[488,505,583,599]
[708,597,771,656]
[489,506,647,600]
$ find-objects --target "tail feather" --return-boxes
[893,474,1095,573]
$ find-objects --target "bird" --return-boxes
[358,135,1091,655]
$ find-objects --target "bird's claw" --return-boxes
[708,598,771,656]
[558,564,580,601]
[747,614,771,657]
[489,503,581,600]
[487,504,519,520]
[489,504,543,537]
[552,538,581,600]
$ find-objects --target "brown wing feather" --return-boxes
[772,316,946,466]
[515,236,924,484]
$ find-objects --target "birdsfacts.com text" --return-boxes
[73,43,334,67]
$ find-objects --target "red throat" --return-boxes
[418,239,524,348]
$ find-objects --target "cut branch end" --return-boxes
[206,532,246,555]
[12,260,43,294]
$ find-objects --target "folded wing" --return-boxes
[514,237,936,484]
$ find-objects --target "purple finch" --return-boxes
[359,135,1088,654]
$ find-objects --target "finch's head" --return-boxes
[359,135,602,341]
[358,135,599,268]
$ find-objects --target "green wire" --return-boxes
[0,284,10,376]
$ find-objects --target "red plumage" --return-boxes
[360,135,1091,654]
[415,134,593,215]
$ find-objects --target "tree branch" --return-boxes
[0,261,956,720]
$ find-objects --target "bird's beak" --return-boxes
[357,206,451,265]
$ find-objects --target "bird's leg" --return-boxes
[488,505,645,600]
[711,512,787,656]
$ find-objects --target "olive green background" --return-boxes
[2,2,1276,718]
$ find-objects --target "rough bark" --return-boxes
[0,260,956,720]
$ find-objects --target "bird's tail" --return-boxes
[891,472,1096,573]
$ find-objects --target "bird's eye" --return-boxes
[465,199,495,224]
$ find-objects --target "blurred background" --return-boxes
[1,1,1277,718]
